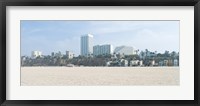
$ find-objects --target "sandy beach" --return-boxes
[21,67,179,86]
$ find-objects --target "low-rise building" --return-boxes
[139,50,157,59]
[163,60,169,66]
[114,46,136,55]
[151,60,155,66]
[159,61,164,66]
[66,51,74,59]
[120,59,128,67]
[174,59,179,66]
[130,60,143,66]
[31,51,42,58]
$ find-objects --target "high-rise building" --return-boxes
[114,46,136,55]
[66,51,74,59]
[80,34,93,56]
[31,51,42,58]
[93,44,113,56]
[93,45,100,56]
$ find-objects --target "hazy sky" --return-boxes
[21,20,179,56]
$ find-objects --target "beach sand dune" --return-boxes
[21,67,179,86]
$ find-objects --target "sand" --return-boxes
[21,67,179,86]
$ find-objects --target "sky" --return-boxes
[21,20,179,57]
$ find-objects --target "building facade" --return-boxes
[66,51,74,59]
[139,50,157,59]
[114,46,136,55]
[80,34,93,56]
[93,44,113,56]
[31,51,42,58]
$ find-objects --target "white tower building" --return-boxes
[80,34,93,56]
